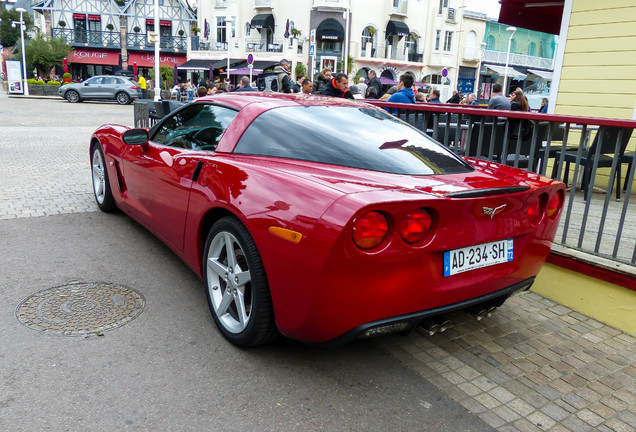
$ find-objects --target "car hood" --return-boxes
[237,156,545,198]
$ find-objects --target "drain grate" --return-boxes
[15,281,145,336]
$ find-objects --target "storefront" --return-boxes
[67,48,120,79]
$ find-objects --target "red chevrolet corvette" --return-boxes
[90,93,565,346]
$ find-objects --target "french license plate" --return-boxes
[443,239,513,277]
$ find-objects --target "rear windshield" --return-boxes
[233,105,473,175]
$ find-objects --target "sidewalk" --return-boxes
[380,292,635,431]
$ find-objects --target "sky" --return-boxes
[464,0,502,19]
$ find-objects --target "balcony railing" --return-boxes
[52,27,121,48]
[255,0,272,6]
[366,100,636,265]
[52,27,186,52]
[483,49,553,69]
[126,33,187,51]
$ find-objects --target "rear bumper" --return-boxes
[318,277,535,347]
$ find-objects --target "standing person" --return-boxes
[138,75,147,99]
[301,79,313,95]
[357,77,368,98]
[446,90,461,104]
[273,59,293,93]
[487,83,511,110]
[427,89,442,103]
[366,69,382,99]
[312,68,332,94]
[321,73,354,99]
[185,79,193,101]
[292,75,305,93]
[465,93,479,105]
[387,74,415,104]
[232,76,257,92]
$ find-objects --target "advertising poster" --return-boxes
[6,60,23,94]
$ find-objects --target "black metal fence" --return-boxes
[367,100,636,266]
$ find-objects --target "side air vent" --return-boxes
[445,186,531,198]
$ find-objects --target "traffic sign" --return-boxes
[442,68,448,77]
[247,53,254,65]
[309,45,315,57]
[310,29,316,44]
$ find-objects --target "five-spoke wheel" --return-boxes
[116,92,130,105]
[203,217,276,346]
[65,90,80,103]
[90,144,116,212]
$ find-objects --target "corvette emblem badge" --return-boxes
[483,204,507,219]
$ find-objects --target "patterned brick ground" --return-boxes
[380,292,635,431]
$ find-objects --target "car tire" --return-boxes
[90,143,117,212]
[203,216,278,347]
[65,90,80,103]
[116,92,130,105]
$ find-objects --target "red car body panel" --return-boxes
[92,93,565,343]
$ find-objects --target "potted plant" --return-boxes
[290,28,301,38]
[178,29,185,37]
[58,20,66,28]
[106,23,114,32]
[63,72,72,83]
[191,26,200,50]
[133,26,141,33]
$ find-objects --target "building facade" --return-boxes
[33,0,195,78]
[189,0,490,100]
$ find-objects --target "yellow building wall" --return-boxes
[555,1,636,189]
[533,263,636,335]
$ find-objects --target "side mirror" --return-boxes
[84,82,89,86]
[123,128,149,151]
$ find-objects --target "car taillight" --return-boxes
[528,197,543,224]
[352,211,388,250]
[547,190,564,220]
[130,85,139,90]
[399,208,432,244]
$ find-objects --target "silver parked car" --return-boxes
[58,75,142,104]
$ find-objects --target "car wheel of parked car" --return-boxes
[90,143,117,212]
[203,217,277,347]
[65,90,80,103]
[116,92,130,105]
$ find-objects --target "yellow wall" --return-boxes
[532,263,636,335]
[555,1,636,188]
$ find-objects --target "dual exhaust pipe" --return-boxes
[419,304,499,336]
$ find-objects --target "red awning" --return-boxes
[68,49,120,65]
[498,0,564,35]
[127,52,187,68]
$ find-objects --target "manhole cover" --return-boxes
[15,281,145,336]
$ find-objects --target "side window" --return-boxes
[151,104,238,151]
[87,77,103,85]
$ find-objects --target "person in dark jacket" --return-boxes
[446,90,461,103]
[232,76,257,92]
[387,73,416,104]
[312,68,332,94]
[272,59,293,93]
[366,69,382,99]
[321,73,354,99]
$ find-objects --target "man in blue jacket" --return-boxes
[387,73,415,104]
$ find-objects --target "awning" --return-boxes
[68,49,120,66]
[498,0,564,35]
[227,67,263,76]
[231,60,278,70]
[484,64,527,79]
[250,14,274,31]
[128,52,187,68]
[386,20,410,38]
[527,69,553,80]
[178,59,221,70]
[316,18,344,41]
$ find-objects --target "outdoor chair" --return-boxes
[504,121,550,170]
[621,150,634,192]
[554,126,632,200]
[462,120,506,162]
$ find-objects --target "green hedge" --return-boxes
[27,79,46,86]
[46,81,61,86]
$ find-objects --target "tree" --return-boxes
[294,62,307,79]
[0,9,34,48]
[19,34,71,78]
[149,66,174,90]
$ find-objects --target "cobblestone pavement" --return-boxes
[1,95,634,431]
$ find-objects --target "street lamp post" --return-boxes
[503,26,516,95]
[12,7,28,95]
[476,41,487,99]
